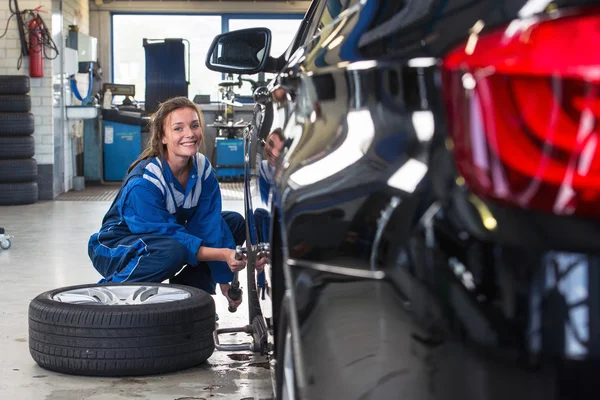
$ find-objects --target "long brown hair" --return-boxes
[268,127,284,143]
[128,96,205,173]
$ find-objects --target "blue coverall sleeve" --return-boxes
[186,165,235,284]
[119,178,202,265]
[258,160,273,206]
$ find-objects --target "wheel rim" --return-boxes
[52,285,191,305]
[282,330,296,400]
[0,239,9,249]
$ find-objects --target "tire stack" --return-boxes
[0,76,38,206]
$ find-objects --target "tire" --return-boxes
[0,95,30,112]
[0,159,37,183]
[28,283,216,377]
[0,136,35,159]
[0,238,10,249]
[0,182,38,205]
[0,113,35,136]
[276,299,298,400]
[0,75,30,94]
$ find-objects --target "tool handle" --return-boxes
[227,280,242,313]
[228,246,246,312]
[235,245,245,260]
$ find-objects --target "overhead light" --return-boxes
[407,58,437,68]
[465,20,485,55]
[347,60,377,71]
[518,0,553,18]
[321,20,347,49]
[387,158,428,193]
[327,36,344,50]
[412,111,434,142]
[468,194,498,231]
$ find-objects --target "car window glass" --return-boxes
[282,0,326,64]
[304,0,362,45]
[303,0,328,44]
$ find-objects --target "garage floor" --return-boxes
[0,198,273,400]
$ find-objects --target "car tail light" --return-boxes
[442,11,600,217]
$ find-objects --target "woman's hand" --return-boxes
[225,248,246,273]
[255,253,270,273]
[219,283,243,309]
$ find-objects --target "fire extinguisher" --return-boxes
[28,16,43,78]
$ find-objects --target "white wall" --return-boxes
[62,0,90,193]
[0,0,54,164]
[0,0,89,198]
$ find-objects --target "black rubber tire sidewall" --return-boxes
[0,113,35,136]
[28,282,216,377]
[0,182,38,205]
[0,76,30,95]
[0,159,37,183]
[0,95,31,112]
[0,136,35,159]
[275,299,298,400]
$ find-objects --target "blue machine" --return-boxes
[84,117,103,182]
[103,121,142,181]
[215,137,244,181]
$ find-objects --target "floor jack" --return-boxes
[0,227,12,250]
[213,244,270,354]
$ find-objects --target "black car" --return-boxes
[207,0,600,399]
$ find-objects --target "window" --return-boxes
[225,17,303,98]
[112,15,222,102]
[112,14,304,103]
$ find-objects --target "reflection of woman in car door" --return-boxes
[258,128,284,206]
[254,128,285,273]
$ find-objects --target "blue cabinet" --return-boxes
[215,137,244,181]
[103,121,141,181]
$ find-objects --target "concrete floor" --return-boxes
[0,199,273,400]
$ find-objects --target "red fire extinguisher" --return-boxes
[28,16,44,78]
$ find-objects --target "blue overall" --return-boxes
[258,159,274,206]
[88,155,245,294]
[254,160,274,292]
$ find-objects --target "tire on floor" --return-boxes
[28,283,216,377]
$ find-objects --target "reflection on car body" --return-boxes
[207,0,600,399]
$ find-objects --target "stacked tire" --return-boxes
[0,76,38,206]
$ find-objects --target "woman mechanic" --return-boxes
[88,96,247,308]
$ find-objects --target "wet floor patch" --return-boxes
[247,362,270,369]
[174,397,207,400]
[117,378,148,385]
[227,353,252,361]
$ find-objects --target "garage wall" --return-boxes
[0,0,89,199]
[0,0,54,198]
[61,0,89,196]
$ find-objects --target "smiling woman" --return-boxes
[87,97,247,308]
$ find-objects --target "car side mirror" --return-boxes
[205,28,272,74]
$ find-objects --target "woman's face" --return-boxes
[162,107,202,162]
[265,133,283,166]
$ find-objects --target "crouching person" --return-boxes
[88,96,245,309]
